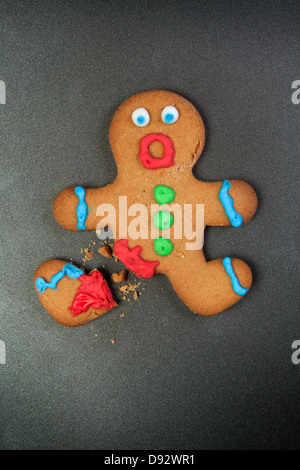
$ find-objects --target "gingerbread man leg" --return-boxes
[34,260,117,326]
[166,252,252,316]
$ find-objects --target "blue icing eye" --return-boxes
[162,106,179,124]
[137,115,145,125]
[132,107,150,127]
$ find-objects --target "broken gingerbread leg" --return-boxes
[34,260,117,327]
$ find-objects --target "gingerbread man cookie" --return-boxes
[34,90,257,326]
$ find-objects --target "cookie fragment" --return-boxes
[111,270,128,283]
[98,245,113,258]
[34,260,117,327]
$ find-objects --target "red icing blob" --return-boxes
[114,239,159,279]
[139,133,175,169]
[69,271,116,316]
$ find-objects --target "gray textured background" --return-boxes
[0,0,299,450]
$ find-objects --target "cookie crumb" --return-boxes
[82,247,93,265]
[111,339,116,344]
[111,270,128,283]
[120,313,126,318]
[133,291,139,300]
[98,246,112,258]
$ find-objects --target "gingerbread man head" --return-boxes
[109,90,205,175]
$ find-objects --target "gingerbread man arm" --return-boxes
[197,179,258,227]
[52,181,120,232]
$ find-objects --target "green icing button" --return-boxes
[153,185,175,204]
[154,237,173,256]
[153,210,174,230]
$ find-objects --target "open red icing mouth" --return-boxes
[139,133,175,169]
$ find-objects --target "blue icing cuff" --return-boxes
[219,180,243,227]
[223,257,249,296]
[75,186,88,230]
[35,263,84,294]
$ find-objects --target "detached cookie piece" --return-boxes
[111,270,128,283]
[98,245,113,258]
[34,260,117,327]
